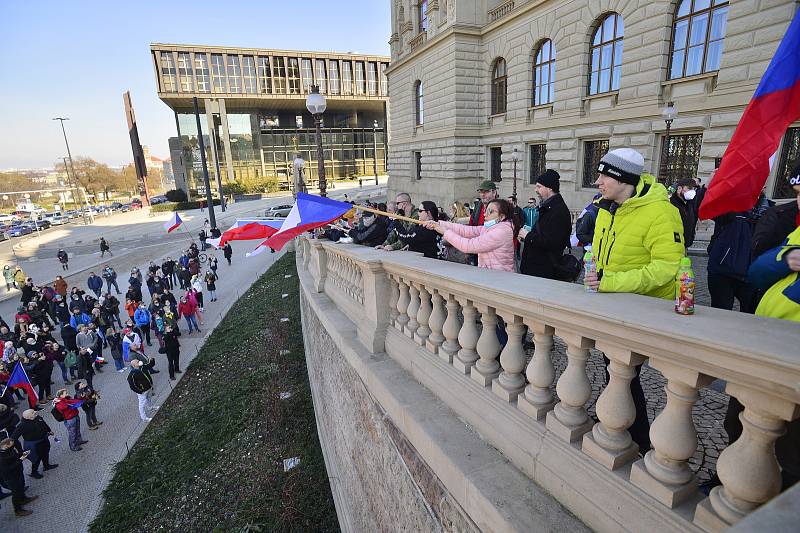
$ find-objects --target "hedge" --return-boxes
[150,199,222,213]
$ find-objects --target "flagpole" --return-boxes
[350,205,424,226]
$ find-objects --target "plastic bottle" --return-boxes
[675,256,695,315]
[583,250,597,293]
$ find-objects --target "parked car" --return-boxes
[130,199,142,210]
[110,202,124,211]
[0,214,16,224]
[264,204,293,218]
[8,225,32,237]
[0,232,7,242]
[50,214,67,225]
[149,195,168,205]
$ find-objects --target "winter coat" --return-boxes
[439,220,516,272]
[382,208,420,250]
[2,268,14,284]
[107,333,123,359]
[128,276,142,290]
[11,416,51,443]
[349,217,389,247]
[163,330,180,356]
[752,200,799,259]
[54,397,82,421]
[670,193,698,248]
[127,368,153,394]
[102,267,117,281]
[54,278,68,296]
[395,224,440,259]
[748,225,800,322]
[20,285,35,305]
[70,313,92,329]
[177,300,196,319]
[0,446,24,489]
[592,173,685,300]
[13,269,26,285]
[61,324,78,351]
[223,245,232,259]
[520,194,572,280]
[133,308,152,328]
[87,275,103,292]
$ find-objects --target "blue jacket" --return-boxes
[70,313,92,328]
[133,308,152,327]
[128,277,142,290]
[87,275,103,291]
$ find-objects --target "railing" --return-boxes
[296,236,800,532]
[409,32,427,53]
[488,0,515,22]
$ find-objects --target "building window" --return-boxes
[773,127,800,199]
[414,151,422,180]
[670,0,729,79]
[533,40,555,106]
[242,56,257,94]
[328,60,340,95]
[194,53,210,93]
[490,147,503,182]
[315,59,327,93]
[257,56,272,94]
[273,57,287,94]
[160,52,177,92]
[414,81,424,126]
[589,13,624,95]
[380,63,388,96]
[419,0,429,33]
[367,62,378,96]
[342,61,353,95]
[211,54,226,93]
[226,55,242,93]
[583,139,610,187]
[287,58,300,94]
[528,144,547,184]
[301,58,313,93]
[491,58,507,115]
[660,133,703,185]
[176,52,193,92]
[355,62,366,95]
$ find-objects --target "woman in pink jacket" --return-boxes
[425,199,519,272]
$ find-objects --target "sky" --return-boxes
[0,0,391,170]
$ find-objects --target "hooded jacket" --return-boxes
[593,174,685,300]
[439,220,516,272]
[748,225,800,322]
[134,307,152,328]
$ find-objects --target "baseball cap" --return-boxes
[477,180,497,191]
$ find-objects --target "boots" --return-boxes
[30,470,43,479]
[15,508,33,517]
[44,463,58,471]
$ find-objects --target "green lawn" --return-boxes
[91,252,339,533]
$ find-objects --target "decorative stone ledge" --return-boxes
[488,0,515,23]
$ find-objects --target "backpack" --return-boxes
[51,404,65,422]
[708,215,753,280]
[64,350,78,369]
[554,249,582,282]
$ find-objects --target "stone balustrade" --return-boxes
[409,32,427,53]
[296,236,800,532]
[488,0,515,22]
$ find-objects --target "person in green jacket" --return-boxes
[749,225,800,322]
[583,148,685,455]
[378,192,420,251]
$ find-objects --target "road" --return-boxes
[0,182,386,532]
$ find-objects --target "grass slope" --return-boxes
[91,252,339,533]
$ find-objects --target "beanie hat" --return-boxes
[789,164,800,187]
[535,169,561,193]
[598,148,644,186]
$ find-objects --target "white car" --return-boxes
[264,204,293,217]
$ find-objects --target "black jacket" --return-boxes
[396,225,440,259]
[751,200,799,259]
[349,217,389,247]
[11,417,51,442]
[520,194,572,279]
[127,368,153,394]
[670,193,698,248]
[0,446,24,487]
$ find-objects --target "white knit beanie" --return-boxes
[598,148,644,185]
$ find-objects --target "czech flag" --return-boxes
[248,193,353,255]
[5,363,38,408]
[699,11,800,220]
[164,212,183,233]
[207,219,283,248]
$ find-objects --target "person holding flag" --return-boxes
[53,388,86,452]
[4,359,38,409]
[163,211,183,233]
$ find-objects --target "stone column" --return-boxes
[493,313,526,402]
[546,330,594,442]
[425,289,446,355]
[518,321,556,420]
[471,305,501,387]
[439,295,461,363]
[388,276,399,325]
[414,284,432,346]
[308,240,328,293]
[395,278,410,331]
[357,261,391,353]
[405,284,420,338]
[453,298,478,373]
[582,343,644,470]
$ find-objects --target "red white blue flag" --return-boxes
[5,363,38,409]
[248,193,353,255]
[163,212,183,233]
[699,11,800,220]
[207,219,283,248]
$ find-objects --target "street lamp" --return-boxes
[53,117,89,225]
[306,85,328,197]
[372,120,380,185]
[511,147,522,200]
[659,101,678,184]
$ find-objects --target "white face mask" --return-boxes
[683,189,697,201]
[484,218,498,228]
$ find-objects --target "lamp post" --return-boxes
[306,85,328,197]
[511,147,521,200]
[53,117,89,225]
[659,101,678,184]
[373,120,380,185]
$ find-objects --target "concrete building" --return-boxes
[150,43,390,198]
[385,0,800,210]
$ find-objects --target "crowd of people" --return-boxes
[323,148,800,493]
[0,238,225,517]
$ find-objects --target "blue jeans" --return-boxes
[208,289,216,300]
[184,314,199,332]
[57,361,68,382]
[113,357,124,371]
[106,279,120,294]
[64,417,82,450]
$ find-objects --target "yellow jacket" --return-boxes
[750,226,800,322]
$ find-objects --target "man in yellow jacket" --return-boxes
[749,225,800,321]
[584,148,685,455]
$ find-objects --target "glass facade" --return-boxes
[257,56,272,94]
[287,58,301,94]
[211,54,226,93]
[342,61,353,95]
[177,52,193,92]
[367,62,378,96]
[226,55,242,93]
[242,56,257,94]
[160,52,177,92]
[355,62,366,95]
[301,59,314,92]
[195,53,210,93]
[273,57,286,93]
[315,59,327,93]
[328,60,340,95]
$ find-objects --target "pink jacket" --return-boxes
[439,220,516,272]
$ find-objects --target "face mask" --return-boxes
[683,189,697,201]
[484,218,498,228]
[362,216,375,227]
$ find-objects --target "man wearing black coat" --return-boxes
[751,166,800,258]
[349,213,389,247]
[519,170,572,280]
[0,437,38,516]
[670,178,698,248]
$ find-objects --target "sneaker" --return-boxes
[95,421,103,426]
[44,464,58,471]
[21,496,38,505]
[88,425,98,430]
[29,471,43,479]
[14,509,33,517]
[143,417,153,422]
[71,447,83,452]
[79,440,89,445]
[151,369,160,374]
[117,368,126,373]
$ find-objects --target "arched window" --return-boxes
[415,80,424,126]
[670,0,729,79]
[491,58,507,115]
[589,13,623,95]
[533,39,555,106]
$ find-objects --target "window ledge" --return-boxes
[581,91,618,114]
[488,112,507,118]
[527,103,553,122]
[662,71,718,100]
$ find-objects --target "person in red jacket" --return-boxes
[177,297,200,334]
[53,389,87,451]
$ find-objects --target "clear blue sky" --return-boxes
[0,0,390,170]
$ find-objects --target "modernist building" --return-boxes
[385,0,799,210]
[150,43,390,197]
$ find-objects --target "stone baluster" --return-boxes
[405,284,420,338]
[414,284,432,346]
[395,278,410,331]
[582,343,644,470]
[630,360,710,508]
[425,289,446,355]
[492,313,526,402]
[546,330,594,442]
[695,385,796,531]
[388,277,399,325]
[453,298,478,372]
[518,321,556,420]
[439,294,462,363]
[470,305,501,387]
